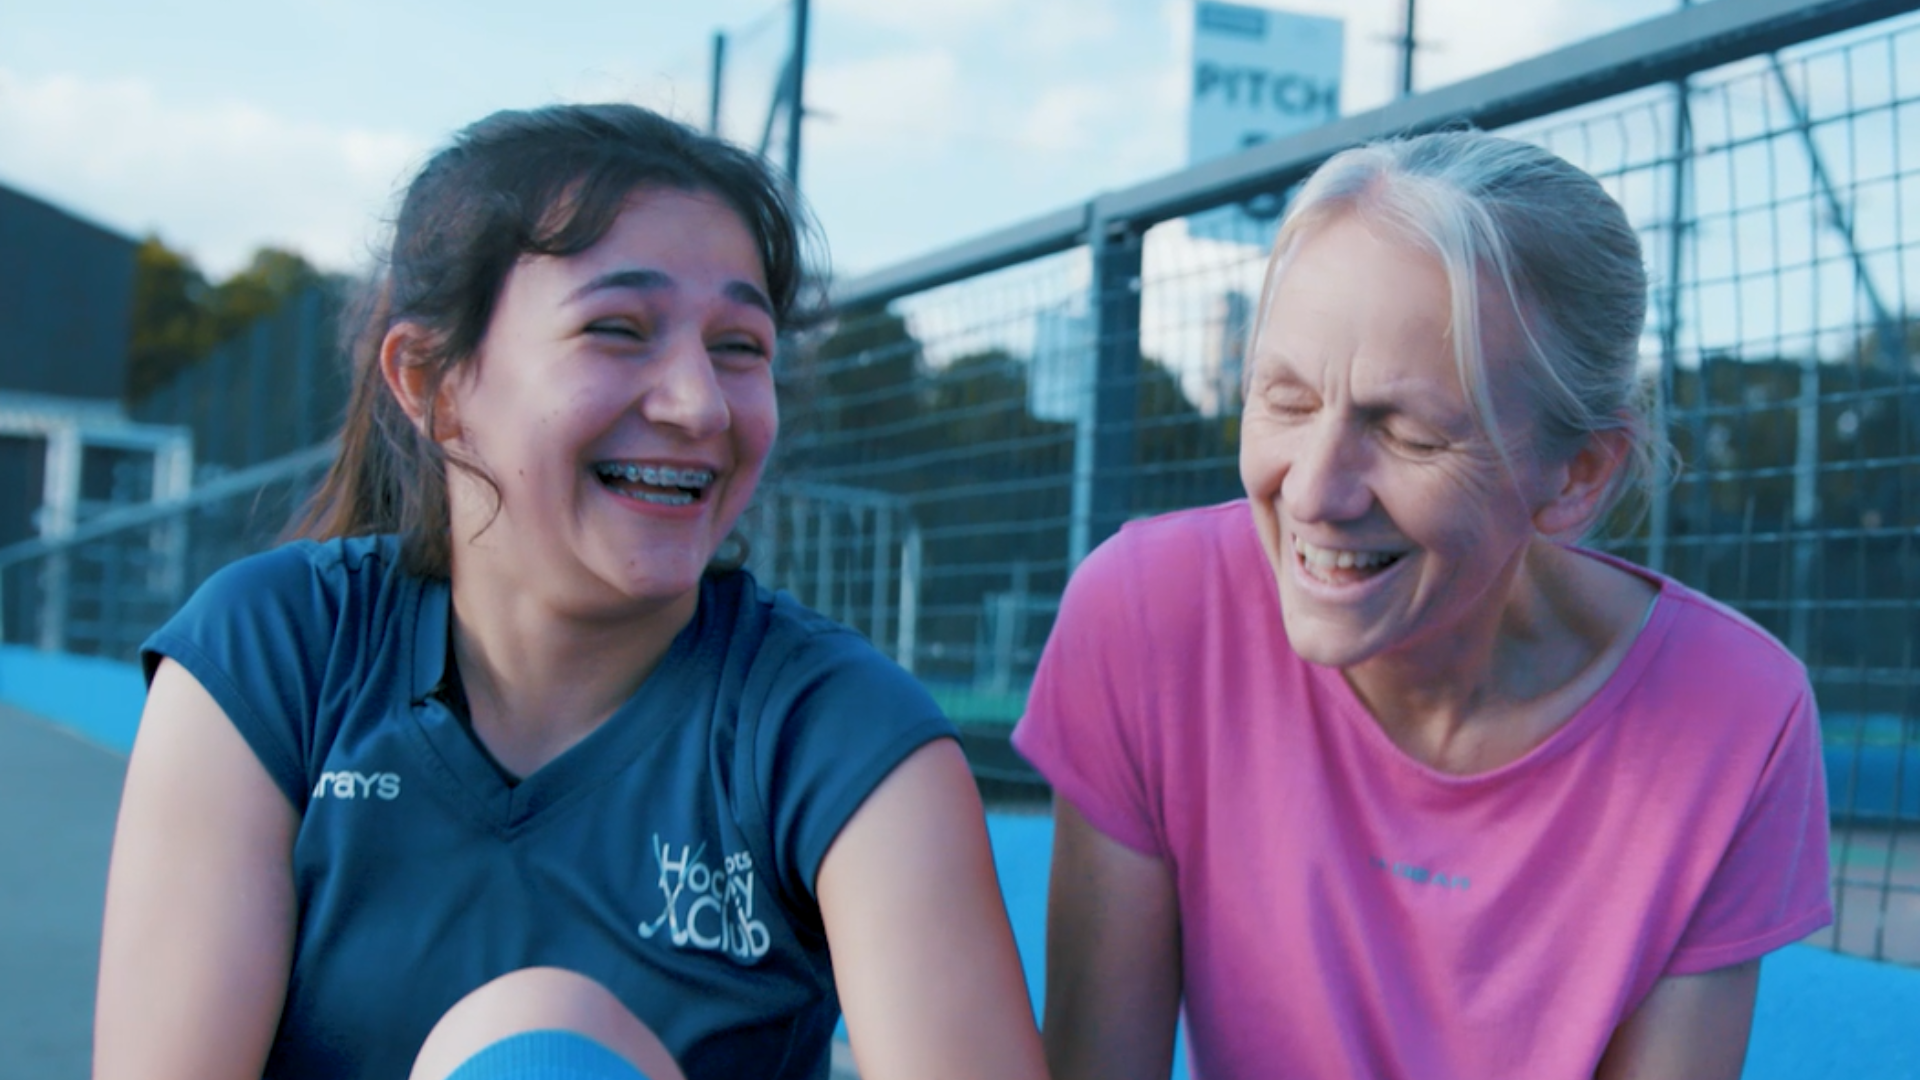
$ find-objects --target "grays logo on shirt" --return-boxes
[311,771,401,800]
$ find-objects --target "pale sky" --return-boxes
[0,0,1678,282]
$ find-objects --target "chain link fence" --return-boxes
[783,0,1920,964]
[0,0,1914,965]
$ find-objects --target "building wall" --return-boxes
[0,184,136,402]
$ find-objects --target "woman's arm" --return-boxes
[816,738,1047,1080]
[94,658,299,1080]
[1592,961,1760,1080]
[1042,797,1182,1080]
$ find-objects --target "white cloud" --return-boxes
[0,67,425,277]
[806,49,964,155]
[1006,0,1124,56]
[817,0,1020,38]
[1016,83,1114,152]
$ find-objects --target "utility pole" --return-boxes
[785,0,811,189]
[1396,0,1418,98]
[708,31,727,137]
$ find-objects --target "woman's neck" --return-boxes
[1342,541,1655,775]
[445,564,700,778]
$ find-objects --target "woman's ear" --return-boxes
[379,323,459,441]
[1532,427,1630,538]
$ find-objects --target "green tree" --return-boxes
[206,247,328,343]
[126,239,331,403]
[126,237,215,400]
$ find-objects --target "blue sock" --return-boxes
[443,1030,654,1080]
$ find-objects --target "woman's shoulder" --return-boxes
[1062,500,1264,631]
[1575,548,1811,715]
[1105,499,1256,561]
[1074,500,1259,594]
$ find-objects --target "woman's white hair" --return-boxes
[1252,129,1661,535]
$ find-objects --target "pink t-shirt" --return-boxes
[1013,501,1832,1080]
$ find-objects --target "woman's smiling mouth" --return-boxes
[1293,534,1407,586]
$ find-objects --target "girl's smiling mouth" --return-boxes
[592,462,716,506]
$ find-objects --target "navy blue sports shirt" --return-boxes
[143,536,954,1080]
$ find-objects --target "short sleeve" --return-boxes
[1667,688,1834,975]
[750,626,956,905]
[1010,531,1165,858]
[140,543,340,809]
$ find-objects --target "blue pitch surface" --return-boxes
[5,645,1916,1078]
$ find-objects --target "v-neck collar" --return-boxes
[398,575,723,834]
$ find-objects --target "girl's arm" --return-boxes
[816,738,1047,1080]
[1039,798,1182,1080]
[94,658,299,1080]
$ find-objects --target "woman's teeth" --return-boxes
[1294,535,1404,576]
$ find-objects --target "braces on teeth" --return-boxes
[598,464,715,489]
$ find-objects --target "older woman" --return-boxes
[1014,130,1832,1080]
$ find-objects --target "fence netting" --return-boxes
[1,8,1915,966]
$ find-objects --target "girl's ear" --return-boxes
[379,323,459,441]
[1532,427,1630,539]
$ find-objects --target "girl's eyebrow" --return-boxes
[566,268,774,318]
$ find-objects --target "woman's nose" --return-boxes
[1281,419,1372,523]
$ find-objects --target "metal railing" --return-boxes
[785,0,1920,964]
[2,0,1915,965]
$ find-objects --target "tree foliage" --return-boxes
[126,237,332,401]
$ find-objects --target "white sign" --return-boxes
[1187,1,1343,244]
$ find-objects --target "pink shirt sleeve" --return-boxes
[1011,532,1167,858]
[1666,687,1834,975]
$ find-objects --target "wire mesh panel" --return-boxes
[777,250,1091,711]
[807,11,1920,964]
[1502,27,1920,968]
[741,478,920,671]
[0,450,332,662]
[4,0,1914,967]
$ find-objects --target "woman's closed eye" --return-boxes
[1381,424,1446,454]
[1260,390,1318,419]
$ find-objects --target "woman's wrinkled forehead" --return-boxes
[1255,209,1542,433]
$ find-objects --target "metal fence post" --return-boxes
[896,523,921,673]
[868,505,889,645]
[1650,80,1692,574]
[36,426,82,653]
[207,344,232,468]
[1068,211,1144,568]
[152,436,195,609]
[1791,356,1820,657]
[294,289,322,451]
[247,320,272,466]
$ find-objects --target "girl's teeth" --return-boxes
[625,490,693,507]
[604,465,714,489]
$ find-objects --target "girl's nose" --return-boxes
[642,336,731,439]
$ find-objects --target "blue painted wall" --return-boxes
[0,645,144,752]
